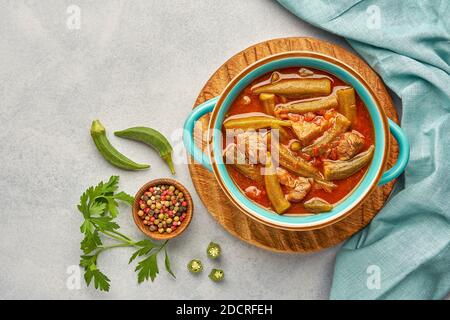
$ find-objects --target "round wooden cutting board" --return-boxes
[187,37,399,253]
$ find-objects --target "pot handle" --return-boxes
[183,97,219,172]
[378,119,410,185]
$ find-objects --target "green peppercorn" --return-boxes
[208,269,224,282]
[187,259,203,273]
[206,242,221,259]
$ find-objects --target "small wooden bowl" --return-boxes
[132,178,194,240]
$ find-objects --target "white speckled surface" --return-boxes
[0,0,384,299]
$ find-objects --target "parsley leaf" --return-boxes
[129,241,176,283]
[86,268,110,292]
[78,175,132,220]
[89,201,107,216]
[106,198,119,218]
[92,175,119,198]
[129,240,156,264]
[80,230,102,254]
[80,255,111,292]
[77,191,89,218]
[102,175,119,193]
[80,219,94,234]
[164,247,176,279]
[113,191,134,205]
[135,253,159,283]
[90,216,119,232]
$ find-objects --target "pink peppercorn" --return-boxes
[182,201,187,207]
[144,207,150,214]
[150,217,155,222]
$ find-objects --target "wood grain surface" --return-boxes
[187,37,399,253]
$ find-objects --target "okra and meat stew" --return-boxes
[222,68,375,214]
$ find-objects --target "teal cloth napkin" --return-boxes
[277,0,450,299]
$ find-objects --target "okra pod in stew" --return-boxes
[222,67,375,214]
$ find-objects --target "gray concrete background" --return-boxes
[0,0,382,299]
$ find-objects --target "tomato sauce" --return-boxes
[222,67,374,214]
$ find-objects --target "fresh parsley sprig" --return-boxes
[77,176,175,292]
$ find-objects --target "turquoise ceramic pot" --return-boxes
[183,52,409,230]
